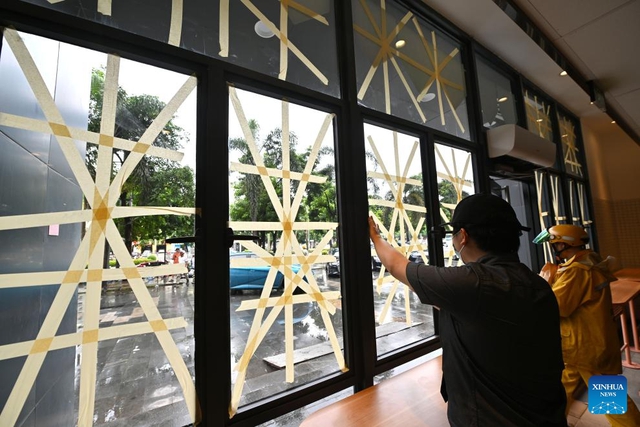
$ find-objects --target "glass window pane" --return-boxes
[227,88,343,413]
[476,57,518,129]
[352,0,470,139]
[21,0,340,97]
[434,143,475,266]
[0,29,198,426]
[524,88,554,143]
[365,124,435,358]
[558,112,584,177]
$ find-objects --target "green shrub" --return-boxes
[147,254,157,261]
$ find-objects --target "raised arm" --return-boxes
[368,216,411,289]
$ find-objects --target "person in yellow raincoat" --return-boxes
[534,224,640,426]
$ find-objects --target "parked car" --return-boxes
[230,251,305,293]
[326,251,340,276]
[408,249,429,264]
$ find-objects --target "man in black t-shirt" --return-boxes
[369,193,567,427]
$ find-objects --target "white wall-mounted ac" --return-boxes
[486,124,556,168]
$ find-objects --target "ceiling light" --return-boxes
[559,70,568,76]
[419,93,436,102]
[254,20,275,38]
[536,118,543,122]
[395,40,406,49]
[497,96,508,103]
[611,120,616,124]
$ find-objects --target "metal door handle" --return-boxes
[226,227,260,248]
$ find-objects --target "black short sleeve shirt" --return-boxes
[406,254,567,427]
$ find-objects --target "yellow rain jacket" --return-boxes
[550,250,621,373]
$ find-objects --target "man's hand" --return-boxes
[539,262,558,284]
[368,216,380,240]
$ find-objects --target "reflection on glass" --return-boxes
[434,143,474,266]
[524,89,554,142]
[352,0,469,139]
[22,0,340,97]
[476,57,517,129]
[365,124,435,358]
[534,170,567,264]
[0,29,197,426]
[558,113,583,177]
[227,87,343,414]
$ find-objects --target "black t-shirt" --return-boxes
[406,253,567,427]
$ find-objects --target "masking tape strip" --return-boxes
[168,0,184,47]
[105,220,196,421]
[237,292,340,311]
[287,0,329,25]
[279,2,289,81]
[367,166,422,185]
[111,206,196,218]
[389,56,427,123]
[441,82,466,133]
[228,221,337,231]
[0,353,48,425]
[219,0,229,56]
[0,210,90,231]
[230,162,326,184]
[4,29,97,201]
[230,87,285,218]
[96,55,119,193]
[0,112,184,162]
[0,264,185,289]
[289,113,334,215]
[0,317,186,362]
[240,0,328,85]
[78,341,98,425]
[109,75,197,203]
[97,0,112,15]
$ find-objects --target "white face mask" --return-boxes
[452,230,465,263]
[454,244,466,263]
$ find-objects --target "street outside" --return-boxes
[77,265,435,426]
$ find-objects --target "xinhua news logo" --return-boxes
[588,375,627,414]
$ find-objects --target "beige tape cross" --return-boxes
[366,131,429,324]
[0,28,198,426]
[227,88,342,416]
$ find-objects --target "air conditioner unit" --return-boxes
[486,124,556,168]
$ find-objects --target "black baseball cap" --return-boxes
[440,193,531,231]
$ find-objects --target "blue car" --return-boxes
[230,251,305,293]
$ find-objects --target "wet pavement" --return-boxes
[76,267,434,426]
[77,280,195,427]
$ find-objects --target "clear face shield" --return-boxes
[532,229,551,245]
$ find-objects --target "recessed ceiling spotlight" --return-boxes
[395,40,406,48]
[254,20,275,38]
[536,118,543,122]
[497,96,508,103]
[611,120,616,124]
[560,70,568,76]
[419,93,436,102]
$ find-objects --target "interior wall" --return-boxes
[582,122,640,268]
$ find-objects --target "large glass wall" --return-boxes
[434,143,475,266]
[1,0,596,425]
[0,29,198,426]
[476,56,518,130]
[227,88,343,414]
[365,124,435,358]
[21,0,340,97]
[352,0,469,139]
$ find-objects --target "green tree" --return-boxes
[229,122,334,252]
[87,67,194,251]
